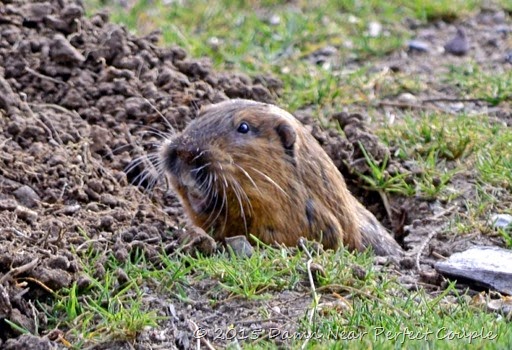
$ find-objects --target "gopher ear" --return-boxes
[275,122,296,150]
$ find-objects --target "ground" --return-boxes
[0,0,511,349]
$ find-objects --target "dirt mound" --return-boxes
[0,0,283,345]
[0,0,407,347]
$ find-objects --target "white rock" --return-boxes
[398,92,418,103]
[368,21,382,37]
[490,214,512,229]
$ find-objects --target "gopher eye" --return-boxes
[237,122,250,134]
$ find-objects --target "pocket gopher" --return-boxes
[160,99,402,256]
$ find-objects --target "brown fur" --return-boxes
[160,99,402,256]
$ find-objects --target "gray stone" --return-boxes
[13,185,40,208]
[407,40,429,52]
[435,246,512,295]
[490,214,512,229]
[444,28,469,56]
[225,235,253,258]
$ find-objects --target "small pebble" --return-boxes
[0,199,18,211]
[407,40,429,52]
[347,15,359,24]
[271,306,281,314]
[268,14,281,26]
[225,235,253,257]
[486,298,512,315]
[490,214,512,229]
[207,36,220,50]
[15,206,38,224]
[444,28,469,56]
[398,92,418,104]
[167,303,179,320]
[368,21,382,37]
[505,51,512,64]
[61,204,81,215]
[13,185,40,208]
[150,330,167,342]
[449,102,465,112]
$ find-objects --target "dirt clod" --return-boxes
[3,335,51,350]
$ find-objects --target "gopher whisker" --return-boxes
[228,174,248,235]
[191,149,209,163]
[228,173,253,215]
[248,166,290,199]
[190,162,211,176]
[221,174,230,234]
[140,96,176,135]
[202,169,223,232]
[139,127,173,140]
[233,163,263,197]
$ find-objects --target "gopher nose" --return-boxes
[163,139,204,174]
[176,146,197,164]
[174,140,204,164]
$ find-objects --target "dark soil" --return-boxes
[0,0,509,349]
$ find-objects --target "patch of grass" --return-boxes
[177,243,512,349]
[451,182,500,235]
[476,127,512,189]
[43,216,511,348]
[445,63,512,106]
[414,151,460,200]
[380,113,479,165]
[380,113,477,161]
[357,144,415,197]
[180,240,306,299]
[229,248,511,349]
[368,112,481,200]
[293,284,512,349]
[405,0,482,21]
[45,249,188,347]
[381,112,512,235]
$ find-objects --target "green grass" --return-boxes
[182,245,512,349]
[476,129,512,189]
[55,0,512,348]
[445,63,512,106]
[293,283,510,349]
[180,242,305,299]
[378,112,512,194]
[46,239,511,348]
[44,248,187,347]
